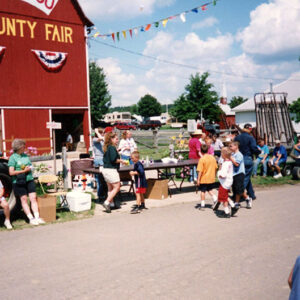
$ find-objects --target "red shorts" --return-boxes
[136,187,147,194]
[218,185,229,203]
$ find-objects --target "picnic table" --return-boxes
[83,159,199,196]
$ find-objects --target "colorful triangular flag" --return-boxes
[116,32,120,41]
[122,30,126,39]
[155,22,159,28]
[145,24,151,31]
[192,8,198,13]
[129,29,133,38]
[162,19,168,27]
[180,12,186,23]
[111,33,115,42]
[134,28,138,35]
[201,5,207,11]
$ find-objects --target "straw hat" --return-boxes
[191,129,203,136]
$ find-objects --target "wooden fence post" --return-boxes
[153,130,158,151]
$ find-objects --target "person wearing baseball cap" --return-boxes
[234,123,261,207]
[268,139,287,178]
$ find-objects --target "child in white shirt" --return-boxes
[213,147,235,218]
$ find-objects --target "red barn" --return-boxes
[0,0,93,155]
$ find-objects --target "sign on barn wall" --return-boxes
[20,0,59,15]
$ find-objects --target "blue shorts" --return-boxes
[272,158,286,166]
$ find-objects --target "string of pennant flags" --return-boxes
[90,0,219,42]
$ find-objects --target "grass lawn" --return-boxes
[138,145,169,160]
[251,175,298,187]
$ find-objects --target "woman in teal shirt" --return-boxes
[8,139,45,226]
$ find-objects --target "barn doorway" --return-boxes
[52,111,84,152]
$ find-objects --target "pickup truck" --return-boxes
[139,120,162,130]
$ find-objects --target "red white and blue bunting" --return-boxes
[0,46,6,59]
[31,49,68,71]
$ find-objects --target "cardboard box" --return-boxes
[145,178,169,200]
[37,195,57,222]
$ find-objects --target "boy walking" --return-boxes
[197,144,218,210]
[130,151,147,214]
[229,141,252,216]
[213,147,235,218]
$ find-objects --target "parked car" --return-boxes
[139,120,162,130]
[113,122,136,130]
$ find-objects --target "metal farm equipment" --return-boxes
[254,93,294,149]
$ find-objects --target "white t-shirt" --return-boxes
[119,138,137,157]
[217,160,233,190]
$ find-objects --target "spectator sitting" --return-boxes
[290,136,300,160]
[253,139,269,177]
[0,180,12,229]
[268,139,287,179]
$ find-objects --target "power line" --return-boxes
[89,38,300,82]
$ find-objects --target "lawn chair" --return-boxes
[38,174,68,207]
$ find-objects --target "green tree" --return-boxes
[171,72,221,122]
[130,104,138,115]
[290,98,300,122]
[137,94,162,118]
[89,61,111,127]
[229,96,248,109]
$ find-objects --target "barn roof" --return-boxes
[72,0,94,27]
[233,72,300,113]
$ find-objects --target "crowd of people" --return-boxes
[188,123,299,218]
[1,125,299,228]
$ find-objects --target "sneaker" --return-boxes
[246,198,253,209]
[36,218,46,224]
[4,219,12,230]
[102,202,111,213]
[200,205,205,211]
[140,203,148,210]
[277,173,283,178]
[212,202,220,211]
[29,218,39,226]
[131,206,142,214]
[231,204,240,217]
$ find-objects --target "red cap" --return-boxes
[104,127,113,133]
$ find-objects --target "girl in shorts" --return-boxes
[102,132,126,213]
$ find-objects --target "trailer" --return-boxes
[254,93,300,178]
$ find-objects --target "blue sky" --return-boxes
[78,0,300,107]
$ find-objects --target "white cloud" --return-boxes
[237,0,300,58]
[143,31,233,63]
[191,17,219,30]
[96,58,155,106]
[78,0,173,20]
